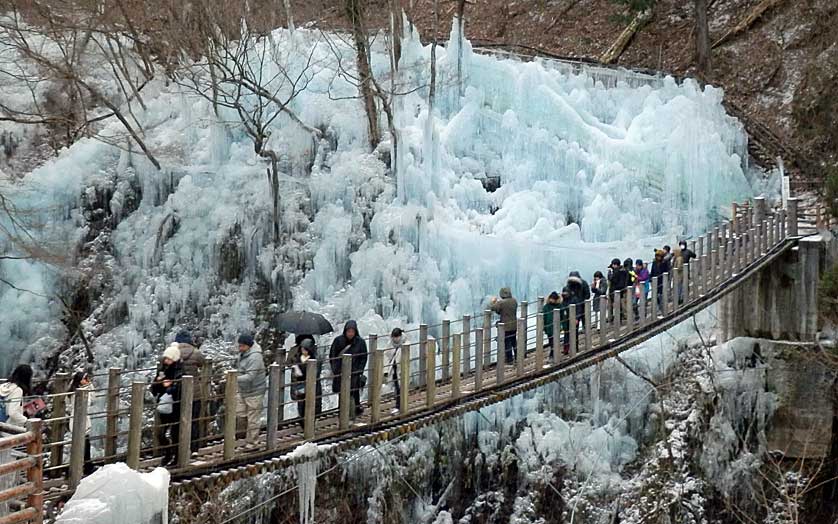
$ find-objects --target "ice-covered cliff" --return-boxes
[0,23,755,372]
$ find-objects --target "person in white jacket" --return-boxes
[386,328,406,415]
[68,371,95,475]
[0,365,33,427]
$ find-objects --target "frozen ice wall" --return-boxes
[0,21,754,370]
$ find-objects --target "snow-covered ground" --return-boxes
[0,22,760,376]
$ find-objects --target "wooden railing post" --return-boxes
[177,375,194,469]
[367,333,378,392]
[553,312,562,362]
[779,208,787,239]
[638,284,647,326]
[370,348,384,424]
[663,274,671,316]
[535,313,545,369]
[482,310,492,369]
[339,354,352,429]
[474,329,484,390]
[583,299,593,353]
[623,286,633,333]
[683,262,691,303]
[496,322,506,385]
[520,300,529,320]
[127,381,144,470]
[732,202,739,235]
[568,303,577,358]
[451,334,461,399]
[222,370,237,460]
[199,358,213,439]
[672,267,682,311]
[266,364,280,449]
[651,279,659,318]
[709,248,717,287]
[598,296,608,344]
[537,296,545,310]
[698,235,705,260]
[516,318,526,376]
[105,367,121,462]
[441,321,450,381]
[69,387,89,488]
[26,418,43,523]
[49,372,70,470]
[462,314,471,376]
[426,339,436,408]
[399,345,410,415]
[419,324,428,387]
[614,290,622,333]
[304,360,317,439]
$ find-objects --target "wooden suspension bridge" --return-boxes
[0,196,819,523]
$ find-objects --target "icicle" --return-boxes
[296,457,318,524]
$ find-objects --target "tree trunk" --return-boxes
[346,0,381,150]
[429,0,438,112]
[389,0,403,67]
[695,0,711,76]
[284,0,295,33]
[456,0,466,97]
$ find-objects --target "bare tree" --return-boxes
[695,0,712,76]
[345,0,381,150]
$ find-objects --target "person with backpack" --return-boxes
[68,371,95,475]
[150,344,183,467]
[289,339,322,429]
[0,364,32,427]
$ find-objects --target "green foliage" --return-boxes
[819,263,838,322]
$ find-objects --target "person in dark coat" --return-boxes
[563,273,587,326]
[542,291,562,357]
[591,271,607,324]
[607,258,629,322]
[490,287,518,362]
[559,290,572,354]
[330,320,368,416]
[679,240,696,264]
[290,339,322,428]
[151,344,183,467]
[285,334,315,367]
[650,249,671,310]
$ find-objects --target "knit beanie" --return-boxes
[238,333,255,347]
[162,343,181,362]
[175,330,193,345]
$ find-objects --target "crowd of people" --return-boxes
[0,240,697,471]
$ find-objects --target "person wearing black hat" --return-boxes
[607,258,629,322]
[329,321,368,417]
[236,333,266,445]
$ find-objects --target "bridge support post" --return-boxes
[340,354,352,429]
[266,364,280,449]
[516,318,526,376]
[552,313,562,363]
[49,372,70,472]
[698,235,705,260]
[535,313,544,369]
[474,330,484,390]
[69,386,90,488]
[451,335,462,399]
[441,321,450,382]
[496,323,506,385]
[370,349,385,424]
[638,284,647,327]
[368,333,378,394]
[584,299,593,354]
[569,304,577,358]
[419,324,428,388]
[597,295,607,344]
[537,296,544,311]
[662,274,670,316]
[683,262,691,304]
[304,360,317,438]
[520,301,528,320]
[400,345,411,415]
[462,315,471,376]
[127,381,144,470]
[426,340,437,408]
[105,367,121,463]
[482,311,492,369]
[178,375,194,468]
[222,370,237,460]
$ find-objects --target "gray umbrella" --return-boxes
[273,311,334,335]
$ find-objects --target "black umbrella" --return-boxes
[273,311,334,335]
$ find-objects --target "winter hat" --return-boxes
[548,291,560,300]
[611,258,621,266]
[635,259,644,266]
[300,338,315,351]
[175,330,193,345]
[391,327,404,338]
[238,333,255,347]
[162,343,181,362]
[679,240,688,249]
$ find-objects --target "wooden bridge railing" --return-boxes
[0,420,43,524]
[13,197,805,513]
